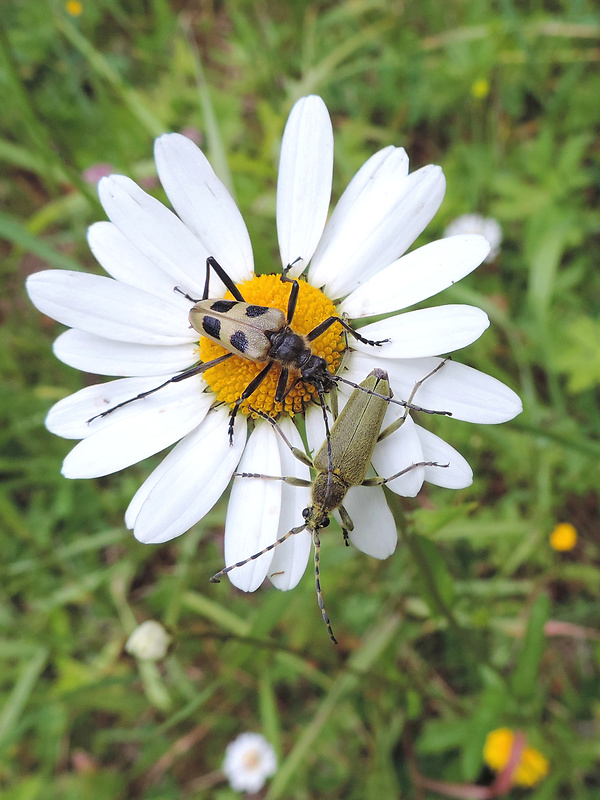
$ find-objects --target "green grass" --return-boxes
[2,0,600,797]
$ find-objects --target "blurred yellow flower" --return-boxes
[65,0,83,16]
[471,78,490,99]
[550,522,578,552]
[484,728,549,788]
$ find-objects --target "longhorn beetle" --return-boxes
[210,365,449,644]
[88,257,451,446]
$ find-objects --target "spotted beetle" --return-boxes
[89,257,450,444]
[210,365,449,644]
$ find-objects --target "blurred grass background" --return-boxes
[1,0,600,797]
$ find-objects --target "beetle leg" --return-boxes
[281,276,300,325]
[274,367,291,403]
[227,361,274,444]
[281,256,304,280]
[233,472,312,487]
[306,316,390,347]
[209,522,309,583]
[205,256,245,301]
[246,406,313,468]
[86,353,233,424]
[362,460,449,487]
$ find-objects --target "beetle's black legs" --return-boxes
[307,315,390,348]
[227,361,275,444]
[174,256,246,304]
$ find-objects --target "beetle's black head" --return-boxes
[301,355,335,390]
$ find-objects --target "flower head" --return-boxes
[223,732,277,793]
[549,522,578,552]
[125,620,171,660]
[484,728,549,788]
[444,213,502,262]
[26,96,521,605]
[65,0,83,16]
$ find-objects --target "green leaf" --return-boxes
[510,592,550,700]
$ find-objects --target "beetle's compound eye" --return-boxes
[320,517,330,528]
[302,507,310,520]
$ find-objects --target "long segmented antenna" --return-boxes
[86,352,233,424]
[313,532,337,644]
[332,374,451,417]
[209,523,308,584]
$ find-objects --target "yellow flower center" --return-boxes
[198,275,345,419]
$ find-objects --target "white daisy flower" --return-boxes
[222,732,277,793]
[444,213,503,262]
[125,620,171,661]
[26,95,522,603]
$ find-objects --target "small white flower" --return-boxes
[223,732,277,793]
[26,96,522,597]
[444,213,503,262]
[125,620,171,660]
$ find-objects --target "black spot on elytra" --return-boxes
[210,300,237,313]
[245,305,269,318]
[230,330,249,353]
[203,317,221,338]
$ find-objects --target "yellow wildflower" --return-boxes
[550,522,578,552]
[471,78,490,99]
[65,1,83,16]
[484,728,549,788]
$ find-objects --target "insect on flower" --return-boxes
[86,254,451,447]
[210,366,449,643]
[25,93,522,554]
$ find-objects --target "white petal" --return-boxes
[131,407,246,543]
[351,305,490,358]
[26,270,194,344]
[304,403,334,459]
[344,485,397,559]
[343,352,523,424]
[307,147,406,290]
[88,222,191,308]
[414,425,473,489]
[154,134,254,282]
[340,235,491,318]
[53,329,197,377]
[61,375,211,477]
[277,96,333,276]
[309,157,446,299]
[224,422,283,592]
[47,373,208,440]
[371,412,425,497]
[268,417,312,591]
[98,175,226,299]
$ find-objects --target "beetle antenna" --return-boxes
[313,531,337,644]
[331,375,452,417]
[209,523,308,583]
[86,353,233,424]
[317,386,335,506]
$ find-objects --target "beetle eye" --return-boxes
[302,507,309,519]
[320,517,330,528]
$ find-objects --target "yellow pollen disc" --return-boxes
[198,275,345,420]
